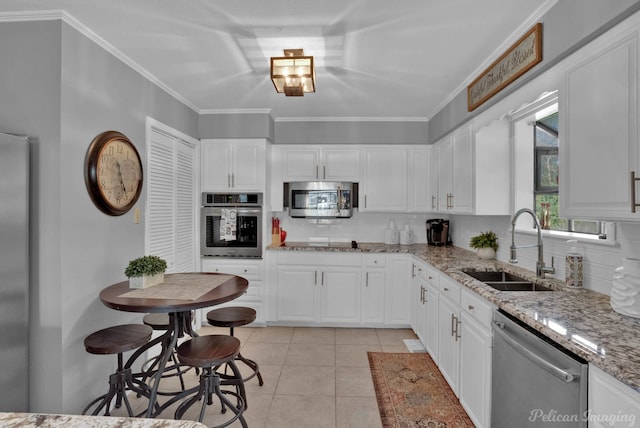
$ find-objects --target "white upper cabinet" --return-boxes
[434,120,509,215]
[201,139,266,192]
[436,125,472,214]
[360,147,408,212]
[407,147,432,212]
[451,125,473,214]
[474,119,510,215]
[560,16,640,220]
[428,145,440,212]
[280,146,360,182]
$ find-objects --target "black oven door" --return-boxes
[201,207,262,257]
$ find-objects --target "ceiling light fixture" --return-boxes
[270,49,315,96]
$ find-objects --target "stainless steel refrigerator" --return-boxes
[0,132,29,412]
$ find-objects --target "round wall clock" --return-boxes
[84,130,143,216]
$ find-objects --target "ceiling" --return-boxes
[0,0,551,120]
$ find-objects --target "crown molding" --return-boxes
[0,9,200,113]
[274,116,428,123]
[200,108,273,115]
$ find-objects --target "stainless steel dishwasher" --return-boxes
[491,310,588,427]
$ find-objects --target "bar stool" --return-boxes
[82,324,153,417]
[174,335,247,427]
[140,313,191,390]
[206,307,264,386]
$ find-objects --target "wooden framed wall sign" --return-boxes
[467,23,542,112]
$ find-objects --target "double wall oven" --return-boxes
[201,192,263,258]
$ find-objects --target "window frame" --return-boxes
[509,92,616,245]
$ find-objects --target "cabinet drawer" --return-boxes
[425,264,439,285]
[460,288,492,329]
[413,262,427,280]
[278,252,361,267]
[201,262,261,281]
[439,274,461,305]
[364,254,386,267]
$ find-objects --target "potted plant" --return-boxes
[125,255,167,289]
[469,231,498,260]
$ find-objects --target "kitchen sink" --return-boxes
[462,269,553,292]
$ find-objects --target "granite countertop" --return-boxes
[269,242,640,393]
[0,412,207,427]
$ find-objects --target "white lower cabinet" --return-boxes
[386,255,411,326]
[589,365,640,427]
[459,288,493,428]
[363,254,386,325]
[432,273,493,428]
[276,254,361,324]
[200,258,265,325]
[437,280,461,394]
[273,252,411,327]
[424,266,439,360]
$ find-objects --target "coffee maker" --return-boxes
[426,219,452,246]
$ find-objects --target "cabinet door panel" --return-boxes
[361,148,407,211]
[437,296,460,394]
[437,139,453,212]
[321,268,361,323]
[277,267,316,322]
[322,148,360,181]
[283,149,320,181]
[459,312,492,428]
[408,148,431,212]
[363,270,385,324]
[233,141,265,190]
[452,126,473,214]
[201,140,232,191]
[561,29,639,219]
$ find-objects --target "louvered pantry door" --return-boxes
[146,125,197,273]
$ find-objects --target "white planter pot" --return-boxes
[476,248,496,260]
[129,272,164,289]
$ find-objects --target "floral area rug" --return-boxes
[368,352,475,428]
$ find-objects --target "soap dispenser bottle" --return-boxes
[565,240,583,288]
[384,220,399,245]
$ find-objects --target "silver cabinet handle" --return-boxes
[314,270,318,285]
[468,305,475,310]
[227,173,231,188]
[316,165,319,179]
[451,313,456,337]
[632,171,640,213]
[323,165,326,179]
[231,173,235,188]
[366,272,369,287]
[432,195,437,209]
[321,271,324,286]
[455,317,461,341]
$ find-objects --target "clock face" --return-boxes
[85,131,143,216]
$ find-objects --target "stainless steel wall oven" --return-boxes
[201,192,263,258]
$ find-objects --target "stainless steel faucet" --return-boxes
[509,208,555,278]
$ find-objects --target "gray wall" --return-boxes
[274,120,428,145]
[0,19,199,413]
[428,0,640,143]
[199,111,274,141]
[199,112,428,145]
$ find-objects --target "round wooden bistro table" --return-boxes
[99,272,248,418]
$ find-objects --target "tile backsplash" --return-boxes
[271,208,640,297]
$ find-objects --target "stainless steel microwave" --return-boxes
[288,181,354,218]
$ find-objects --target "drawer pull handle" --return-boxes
[468,305,475,310]
[443,287,449,292]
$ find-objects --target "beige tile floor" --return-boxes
[116,326,417,428]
